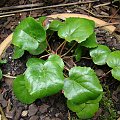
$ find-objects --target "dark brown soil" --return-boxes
[0,0,120,120]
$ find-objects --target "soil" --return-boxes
[0,0,120,120]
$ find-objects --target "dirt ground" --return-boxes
[0,0,120,120]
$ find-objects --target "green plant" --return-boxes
[11,16,120,119]
[0,59,6,80]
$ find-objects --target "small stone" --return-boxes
[95,69,104,77]
[1,99,7,108]
[14,107,23,120]
[29,115,39,120]
[44,116,51,120]
[117,111,120,114]
[28,104,38,116]
[39,104,50,113]
[21,110,28,117]
[6,109,15,119]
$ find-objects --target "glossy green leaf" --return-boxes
[111,67,120,81]
[13,75,36,104]
[107,51,120,68]
[26,58,45,67]
[12,17,46,51]
[13,46,24,59]
[58,18,94,43]
[63,67,103,104]
[0,69,2,80]
[74,45,82,61]
[29,41,47,55]
[47,54,64,69]
[87,93,102,104]
[90,45,111,65]
[76,103,99,119]
[38,16,46,26]
[80,32,98,48]
[67,100,85,113]
[49,20,63,31]
[25,57,64,98]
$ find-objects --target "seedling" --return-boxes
[11,16,120,119]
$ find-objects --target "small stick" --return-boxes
[108,8,120,23]
[93,2,111,8]
[0,3,44,11]
[99,70,111,79]
[78,6,119,19]
[96,22,119,28]
[0,14,15,18]
[3,74,16,79]
[0,0,99,16]
[0,105,8,120]
[81,57,91,60]
[68,110,71,120]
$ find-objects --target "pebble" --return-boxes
[14,107,23,120]
[21,110,28,117]
[28,104,38,116]
[0,93,7,108]
[29,115,39,120]
[95,69,104,77]
[39,104,50,113]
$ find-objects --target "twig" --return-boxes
[99,70,111,79]
[0,14,15,18]
[81,57,91,60]
[0,105,8,120]
[108,8,120,23]
[93,2,111,8]
[61,42,77,58]
[68,110,71,120]
[64,66,70,71]
[3,74,16,79]
[0,3,44,11]
[78,7,119,19]
[96,22,120,28]
[0,0,99,16]
[46,39,52,53]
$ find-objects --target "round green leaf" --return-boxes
[38,16,46,26]
[13,75,36,104]
[90,45,111,65]
[58,17,94,43]
[26,58,45,67]
[47,54,64,69]
[80,32,98,48]
[76,103,99,119]
[12,17,46,51]
[13,46,24,59]
[63,67,103,104]
[111,67,120,81]
[107,51,120,68]
[25,60,64,98]
[29,41,47,55]
[49,20,63,31]
[0,69,2,80]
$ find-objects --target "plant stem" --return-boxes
[59,41,66,55]
[61,42,77,58]
[64,66,70,71]
[40,54,50,59]
[56,41,66,53]
[46,39,52,53]
[81,57,91,60]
